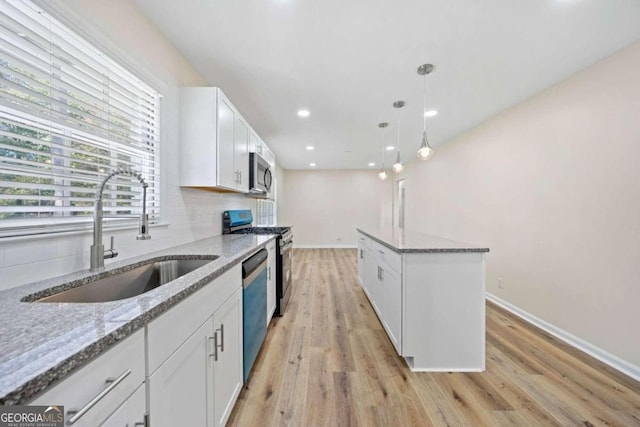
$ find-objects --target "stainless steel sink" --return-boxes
[33,256,218,303]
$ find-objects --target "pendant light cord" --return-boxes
[423,73,427,133]
[397,108,401,154]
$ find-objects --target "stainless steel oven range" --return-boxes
[223,210,293,316]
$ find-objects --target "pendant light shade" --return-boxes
[392,100,405,174]
[378,122,389,180]
[417,64,435,161]
[417,131,434,160]
[392,152,404,173]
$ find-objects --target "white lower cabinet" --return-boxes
[29,329,146,427]
[149,320,212,427]
[266,240,277,323]
[212,288,243,427]
[380,265,401,354]
[147,264,243,427]
[100,384,146,427]
[357,231,486,372]
[28,264,247,427]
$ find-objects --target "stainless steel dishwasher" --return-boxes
[242,248,268,382]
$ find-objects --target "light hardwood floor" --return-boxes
[227,249,640,426]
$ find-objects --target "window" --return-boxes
[0,0,161,237]
[255,199,276,226]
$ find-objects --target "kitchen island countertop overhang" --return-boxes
[356,227,490,253]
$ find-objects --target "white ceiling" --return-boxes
[134,0,640,170]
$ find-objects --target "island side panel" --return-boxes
[402,252,486,371]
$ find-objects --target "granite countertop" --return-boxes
[357,228,490,253]
[0,234,275,405]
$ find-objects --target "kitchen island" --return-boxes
[356,227,489,372]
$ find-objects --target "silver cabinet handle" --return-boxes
[209,335,218,361]
[268,266,272,280]
[66,369,131,425]
[378,250,385,256]
[217,324,224,353]
[377,266,380,280]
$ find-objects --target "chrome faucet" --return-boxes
[90,168,151,271]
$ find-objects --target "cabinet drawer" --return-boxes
[147,264,241,375]
[370,240,402,275]
[30,329,145,427]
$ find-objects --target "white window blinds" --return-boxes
[0,0,160,237]
[256,199,276,226]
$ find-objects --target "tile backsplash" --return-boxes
[0,190,254,292]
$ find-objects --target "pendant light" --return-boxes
[417,63,435,160]
[392,100,405,173]
[378,122,388,180]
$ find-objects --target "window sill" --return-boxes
[0,222,170,244]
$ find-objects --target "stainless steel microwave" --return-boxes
[249,152,273,194]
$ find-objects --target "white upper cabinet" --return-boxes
[249,128,276,168]
[180,87,250,192]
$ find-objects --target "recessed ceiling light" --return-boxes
[297,110,310,117]
[309,162,316,167]
[368,162,375,167]
[306,146,314,151]
[386,145,395,151]
[424,110,438,118]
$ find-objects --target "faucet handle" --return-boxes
[104,236,118,260]
[137,214,151,240]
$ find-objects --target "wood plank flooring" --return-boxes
[227,249,640,426]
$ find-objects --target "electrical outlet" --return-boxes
[497,276,504,289]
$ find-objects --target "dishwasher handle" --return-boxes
[242,248,268,278]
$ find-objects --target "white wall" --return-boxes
[275,163,286,225]
[397,41,640,368]
[0,0,254,290]
[280,170,382,247]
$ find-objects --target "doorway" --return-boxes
[393,179,405,229]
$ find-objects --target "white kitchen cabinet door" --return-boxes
[99,384,146,427]
[266,240,277,322]
[149,320,213,427]
[235,115,249,192]
[249,128,259,153]
[362,248,375,303]
[212,289,243,427]
[366,253,383,317]
[381,266,402,354]
[357,242,365,287]
[262,144,276,168]
[217,92,237,190]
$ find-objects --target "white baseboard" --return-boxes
[486,293,640,382]
[293,244,357,249]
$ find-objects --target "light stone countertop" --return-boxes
[357,228,490,253]
[0,234,275,405]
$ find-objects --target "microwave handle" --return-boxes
[264,168,273,192]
